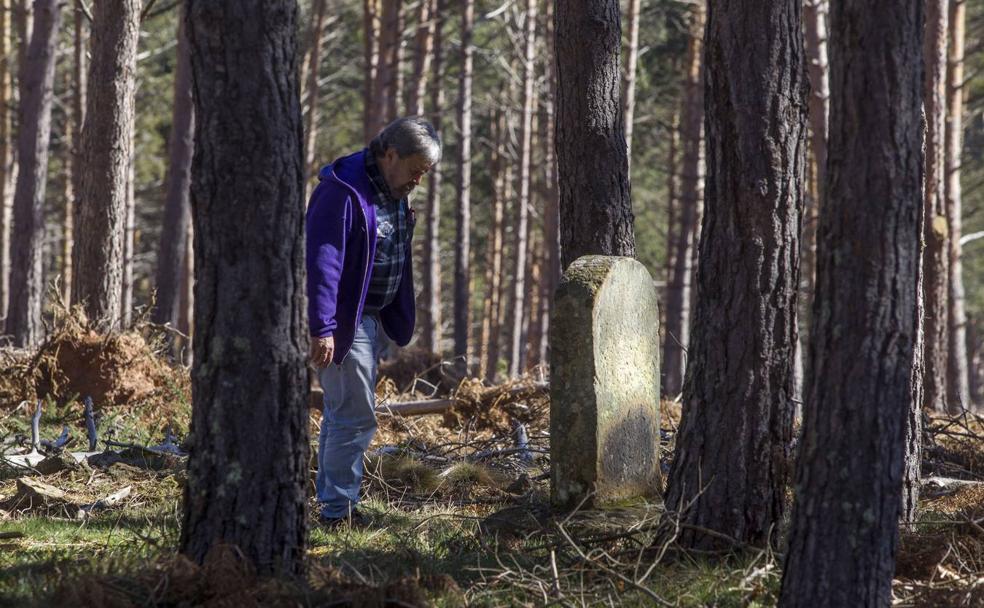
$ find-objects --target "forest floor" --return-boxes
[1,315,983,607]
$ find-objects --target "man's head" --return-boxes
[369,117,441,199]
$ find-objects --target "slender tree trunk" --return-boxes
[6,0,60,347]
[302,0,328,181]
[371,0,401,134]
[922,0,950,413]
[406,0,434,117]
[622,0,641,174]
[0,0,12,328]
[61,100,72,304]
[538,0,559,368]
[663,3,704,397]
[968,315,982,406]
[178,220,194,364]
[555,0,634,269]
[802,0,828,325]
[664,0,807,551]
[153,12,194,329]
[452,0,473,367]
[945,0,970,412]
[363,0,379,143]
[778,0,925,604]
[181,0,309,575]
[508,0,536,378]
[71,0,140,331]
[481,111,506,382]
[419,0,443,353]
[121,132,135,327]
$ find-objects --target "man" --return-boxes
[306,117,441,526]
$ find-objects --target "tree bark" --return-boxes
[945,0,970,412]
[663,0,807,551]
[62,6,87,306]
[153,12,194,330]
[778,1,925,604]
[622,0,641,175]
[370,0,401,134]
[508,0,536,378]
[419,0,443,353]
[452,0,473,366]
[6,0,60,347]
[0,0,13,328]
[302,0,328,181]
[121,130,135,328]
[181,0,309,576]
[555,0,634,270]
[922,0,950,414]
[662,3,704,398]
[71,0,140,331]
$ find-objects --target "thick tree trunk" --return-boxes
[452,0,473,366]
[664,0,807,551]
[922,0,950,414]
[71,0,140,331]
[181,0,309,576]
[945,0,970,412]
[778,1,925,604]
[302,0,328,180]
[121,135,135,327]
[508,0,536,378]
[406,0,434,117]
[6,0,60,347]
[419,0,443,353]
[153,13,194,329]
[362,0,379,143]
[555,0,634,270]
[663,4,704,398]
[0,1,12,328]
[622,0,640,174]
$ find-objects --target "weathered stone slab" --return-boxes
[550,256,661,508]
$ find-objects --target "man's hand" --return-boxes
[310,336,335,368]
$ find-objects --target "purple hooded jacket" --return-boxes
[306,149,416,364]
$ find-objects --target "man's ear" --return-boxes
[385,147,399,165]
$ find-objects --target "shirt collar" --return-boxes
[364,149,396,204]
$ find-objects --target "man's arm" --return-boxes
[306,182,352,344]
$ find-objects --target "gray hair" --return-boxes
[369,117,442,165]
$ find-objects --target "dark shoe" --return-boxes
[318,508,369,530]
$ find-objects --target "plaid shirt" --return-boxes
[363,151,411,314]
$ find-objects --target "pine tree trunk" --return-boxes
[622,0,641,175]
[419,0,443,353]
[362,0,379,143]
[181,0,309,575]
[178,220,194,364]
[555,0,634,270]
[538,0,559,367]
[508,0,536,378]
[153,12,194,329]
[6,0,60,347]
[778,1,925,604]
[802,0,828,334]
[923,0,950,413]
[0,0,13,328]
[302,0,328,180]
[71,0,140,331]
[121,134,135,327]
[481,111,506,382]
[663,4,703,398]
[371,0,401,134]
[663,111,679,289]
[945,0,970,412]
[406,0,434,117]
[452,0,474,366]
[664,0,806,551]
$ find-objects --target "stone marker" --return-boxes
[550,256,661,508]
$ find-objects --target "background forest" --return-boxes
[4,0,981,396]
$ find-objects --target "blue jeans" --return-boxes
[316,315,382,518]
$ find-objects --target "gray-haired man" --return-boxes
[306,117,441,526]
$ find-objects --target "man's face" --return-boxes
[379,148,433,199]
